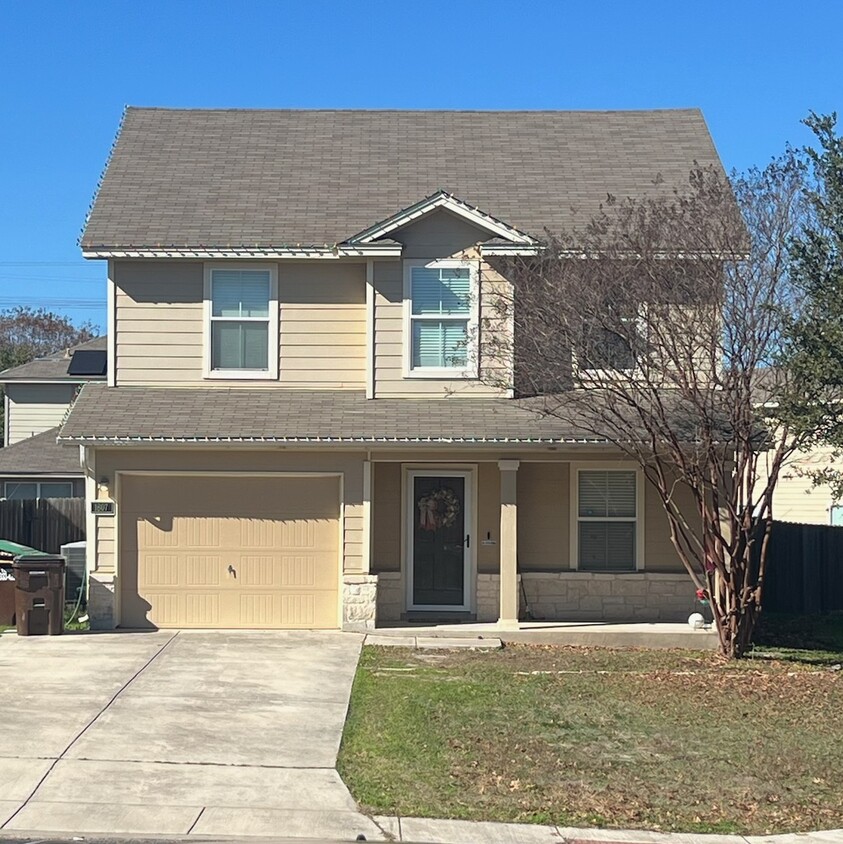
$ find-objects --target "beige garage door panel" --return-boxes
[120,475,340,629]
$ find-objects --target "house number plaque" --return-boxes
[90,501,116,516]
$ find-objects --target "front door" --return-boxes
[407,471,471,610]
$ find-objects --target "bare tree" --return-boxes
[481,157,829,659]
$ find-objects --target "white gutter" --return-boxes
[82,245,403,260]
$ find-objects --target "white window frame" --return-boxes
[402,259,480,379]
[3,480,75,500]
[569,463,646,571]
[203,264,279,380]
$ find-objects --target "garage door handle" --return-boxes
[227,565,237,578]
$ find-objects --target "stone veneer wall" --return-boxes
[375,571,403,622]
[342,574,378,631]
[521,572,696,622]
[87,572,116,630]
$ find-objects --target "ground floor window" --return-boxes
[3,481,74,500]
[577,469,637,571]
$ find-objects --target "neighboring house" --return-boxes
[759,446,840,526]
[60,107,726,631]
[0,338,107,499]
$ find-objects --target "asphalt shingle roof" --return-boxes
[0,337,107,382]
[0,428,81,475]
[82,108,725,249]
[58,384,609,445]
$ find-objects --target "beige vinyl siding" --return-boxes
[476,462,501,574]
[114,260,365,388]
[96,516,116,574]
[764,446,837,525]
[93,448,366,579]
[643,477,697,573]
[5,383,78,444]
[519,462,571,571]
[372,462,401,573]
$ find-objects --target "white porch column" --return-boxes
[498,459,520,629]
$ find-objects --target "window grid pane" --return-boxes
[40,483,74,499]
[579,522,636,571]
[412,320,468,369]
[212,322,269,370]
[4,482,38,500]
[212,270,270,318]
[578,470,636,518]
[411,267,471,315]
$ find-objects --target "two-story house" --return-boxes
[0,337,106,499]
[59,108,727,631]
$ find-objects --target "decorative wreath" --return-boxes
[418,487,461,531]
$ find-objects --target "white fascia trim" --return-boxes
[107,260,116,387]
[365,260,375,399]
[480,243,542,257]
[82,245,402,260]
[350,193,536,245]
[57,435,611,446]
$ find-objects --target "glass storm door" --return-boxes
[409,473,469,609]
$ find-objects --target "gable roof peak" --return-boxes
[346,190,536,245]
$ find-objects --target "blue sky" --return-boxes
[0,0,839,331]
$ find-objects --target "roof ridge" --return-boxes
[124,106,705,116]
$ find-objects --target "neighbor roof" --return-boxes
[0,337,107,382]
[59,384,610,445]
[0,428,81,475]
[81,108,725,251]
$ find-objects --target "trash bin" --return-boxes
[13,555,66,636]
[0,563,16,626]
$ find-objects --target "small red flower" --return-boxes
[695,588,708,600]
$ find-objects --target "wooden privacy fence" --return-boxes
[763,520,843,614]
[0,497,85,554]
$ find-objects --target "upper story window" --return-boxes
[579,315,642,377]
[204,266,279,379]
[404,259,478,378]
[576,469,639,571]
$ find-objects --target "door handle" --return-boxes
[227,564,237,578]
[465,534,470,548]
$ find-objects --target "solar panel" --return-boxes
[67,349,107,377]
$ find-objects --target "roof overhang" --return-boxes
[81,243,403,260]
[347,190,537,246]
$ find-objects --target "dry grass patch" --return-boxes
[338,644,843,834]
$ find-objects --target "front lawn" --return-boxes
[339,644,843,834]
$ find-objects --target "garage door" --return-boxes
[119,475,340,629]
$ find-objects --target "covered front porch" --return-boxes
[347,452,701,630]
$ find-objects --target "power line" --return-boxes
[0,275,104,283]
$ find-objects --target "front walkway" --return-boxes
[369,620,719,650]
[0,630,383,840]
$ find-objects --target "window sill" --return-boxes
[204,369,276,381]
[404,368,478,380]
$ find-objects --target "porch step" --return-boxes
[403,611,476,624]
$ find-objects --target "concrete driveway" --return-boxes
[0,630,384,839]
